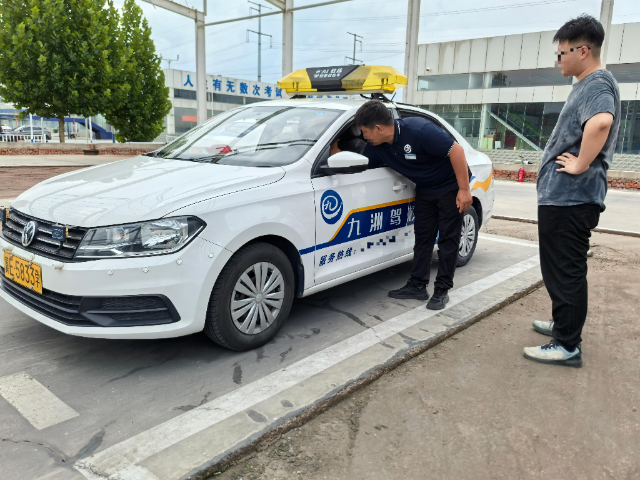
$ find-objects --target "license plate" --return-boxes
[3,252,43,295]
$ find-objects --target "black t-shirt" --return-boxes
[363,117,458,195]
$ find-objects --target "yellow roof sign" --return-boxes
[278,65,407,95]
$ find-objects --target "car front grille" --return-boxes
[0,268,180,327]
[1,209,88,261]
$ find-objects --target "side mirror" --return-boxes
[322,151,368,175]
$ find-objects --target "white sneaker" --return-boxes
[523,339,582,368]
[532,319,553,336]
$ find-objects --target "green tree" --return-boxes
[0,0,121,143]
[105,0,171,143]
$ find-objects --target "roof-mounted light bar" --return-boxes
[278,65,407,95]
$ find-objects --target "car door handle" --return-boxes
[393,184,407,192]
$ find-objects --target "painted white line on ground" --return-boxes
[0,371,79,430]
[479,234,538,248]
[74,255,540,479]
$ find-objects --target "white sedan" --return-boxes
[1,98,494,350]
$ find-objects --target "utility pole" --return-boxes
[403,0,420,104]
[141,0,207,125]
[247,1,273,82]
[204,0,353,78]
[161,54,179,69]
[345,32,363,65]
[599,0,614,67]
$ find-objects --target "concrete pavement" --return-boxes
[0,234,541,480]
[493,179,640,234]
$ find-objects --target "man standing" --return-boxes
[332,101,472,310]
[524,15,620,368]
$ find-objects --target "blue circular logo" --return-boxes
[320,190,343,225]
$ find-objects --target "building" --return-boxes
[164,69,290,138]
[410,22,640,154]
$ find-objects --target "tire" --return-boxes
[457,206,479,267]
[204,242,295,351]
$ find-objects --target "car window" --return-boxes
[311,121,383,178]
[155,105,343,167]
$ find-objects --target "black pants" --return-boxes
[411,187,463,290]
[538,205,600,350]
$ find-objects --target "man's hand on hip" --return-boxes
[456,189,473,213]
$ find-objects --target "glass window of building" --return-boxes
[417,73,484,91]
[174,88,197,100]
[487,68,572,88]
[174,107,220,134]
[422,104,483,148]
[616,100,640,154]
[608,63,640,84]
[488,102,564,150]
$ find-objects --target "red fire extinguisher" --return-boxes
[518,166,525,182]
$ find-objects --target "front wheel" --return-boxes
[204,242,295,351]
[457,206,479,267]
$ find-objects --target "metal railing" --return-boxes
[1,134,45,142]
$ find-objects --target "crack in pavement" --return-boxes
[2,438,67,464]
[301,300,370,329]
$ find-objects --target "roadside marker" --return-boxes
[0,372,79,430]
[74,255,540,479]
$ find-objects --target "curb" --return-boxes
[493,215,640,238]
[184,278,544,479]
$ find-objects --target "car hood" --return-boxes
[12,156,286,227]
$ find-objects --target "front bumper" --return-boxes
[0,236,232,339]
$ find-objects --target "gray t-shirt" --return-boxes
[537,69,620,210]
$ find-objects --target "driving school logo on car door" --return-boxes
[320,190,343,224]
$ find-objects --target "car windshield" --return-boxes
[154,105,343,167]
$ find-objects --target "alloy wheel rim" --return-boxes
[459,213,476,257]
[231,262,284,335]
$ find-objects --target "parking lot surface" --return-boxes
[215,221,640,480]
[0,233,541,480]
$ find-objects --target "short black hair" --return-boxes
[553,15,605,56]
[354,100,394,129]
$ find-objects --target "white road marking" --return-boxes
[0,372,79,430]
[74,255,539,479]
[479,234,538,248]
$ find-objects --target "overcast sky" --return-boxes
[114,0,640,85]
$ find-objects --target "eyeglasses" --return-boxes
[557,46,590,61]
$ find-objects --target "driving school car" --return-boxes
[0,66,494,351]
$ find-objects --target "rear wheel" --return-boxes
[457,206,479,267]
[204,242,295,351]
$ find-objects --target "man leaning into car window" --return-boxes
[331,100,472,310]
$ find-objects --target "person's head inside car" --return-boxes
[353,100,395,146]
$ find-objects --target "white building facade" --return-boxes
[410,22,640,154]
[164,68,290,136]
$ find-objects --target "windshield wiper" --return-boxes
[143,151,160,157]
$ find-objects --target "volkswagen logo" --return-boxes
[22,221,38,247]
[404,144,412,153]
[320,190,343,225]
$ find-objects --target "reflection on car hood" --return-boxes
[12,156,286,227]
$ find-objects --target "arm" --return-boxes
[555,112,614,175]
[449,142,472,213]
[330,139,341,156]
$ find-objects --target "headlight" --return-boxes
[76,216,206,258]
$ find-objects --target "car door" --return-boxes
[310,122,416,286]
